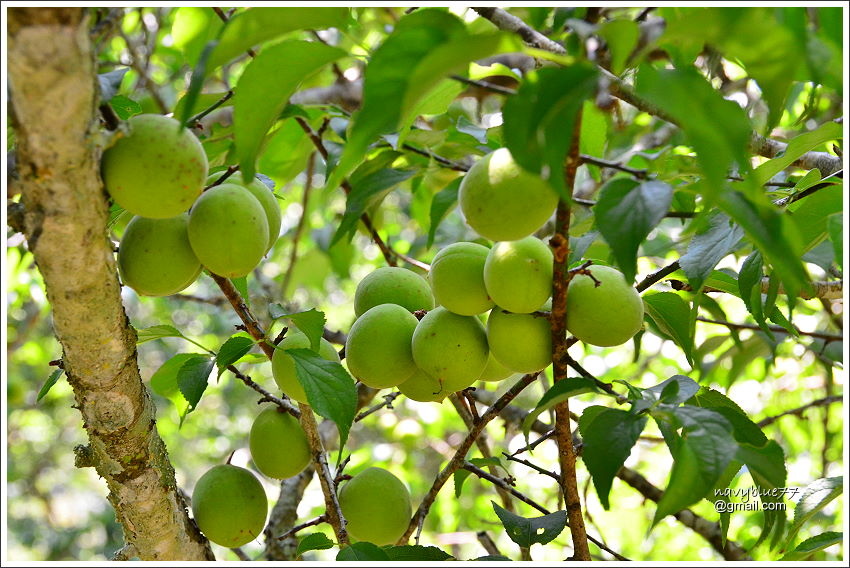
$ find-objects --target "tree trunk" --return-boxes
[8,7,214,560]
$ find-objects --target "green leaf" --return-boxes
[503,65,598,198]
[827,213,842,271]
[331,167,416,245]
[472,555,512,561]
[109,95,142,120]
[780,532,843,561]
[751,122,843,186]
[635,65,752,194]
[579,408,647,509]
[176,355,215,414]
[521,377,602,442]
[491,502,567,548]
[427,178,461,248]
[37,369,64,402]
[171,7,224,65]
[336,542,391,561]
[643,292,695,366]
[328,9,514,191]
[679,213,744,292]
[688,387,768,447]
[271,308,326,351]
[384,545,453,561]
[178,40,217,128]
[215,334,255,377]
[784,476,843,549]
[150,353,199,399]
[289,349,357,455]
[136,324,184,344]
[295,532,335,556]
[594,178,673,283]
[97,68,128,101]
[257,117,314,185]
[598,19,639,74]
[786,185,843,253]
[173,91,232,125]
[208,7,350,70]
[645,375,700,405]
[233,40,346,179]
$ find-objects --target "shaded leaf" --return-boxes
[598,19,639,74]
[215,334,255,377]
[643,292,695,366]
[295,533,334,556]
[645,375,700,405]
[786,184,843,254]
[37,369,64,402]
[522,377,602,442]
[827,213,842,271]
[384,545,453,561]
[98,68,128,101]
[780,532,842,561]
[176,355,215,414]
[679,213,744,292]
[332,167,416,245]
[491,502,567,548]
[688,387,767,447]
[336,542,390,561]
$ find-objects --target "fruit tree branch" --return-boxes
[756,395,844,428]
[696,316,842,342]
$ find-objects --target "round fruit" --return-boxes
[484,237,553,314]
[338,467,412,546]
[102,114,207,218]
[487,302,552,373]
[411,307,489,394]
[398,369,448,402]
[458,147,558,241]
[346,304,419,389]
[191,464,267,548]
[478,351,516,382]
[566,265,644,347]
[354,267,434,317]
[117,214,202,296]
[249,407,311,479]
[272,330,340,404]
[187,183,269,278]
[207,172,281,252]
[429,242,493,316]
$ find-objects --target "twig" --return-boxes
[225,364,299,418]
[264,469,315,560]
[476,531,502,556]
[579,154,648,179]
[188,90,234,127]
[636,260,681,293]
[471,8,566,55]
[115,25,168,113]
[354,391,400,422]
[282,152,315,295]
[502,452,559,481]
[696,316,842,342]
[756,395,843,428]
[230,547,250,561]
[449,74,517,97]
[276,514,328,541]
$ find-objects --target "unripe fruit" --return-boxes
[338,467,412,546]
[272,330,340,404]
[102,114,207,218]
[207,172,281,252]
[478,351,516,382]
[249,407,310,479]
[398,369,447,402]
[484,237,553,314]
[117,214,202,296]
[191,464,267,548]
[187,183,269,278]
[412,307,489,394]
[487,302,552,373]
[458,148,557,241]
[429,242,493,316]
[354,267,434,317]
[346,304,419,389]
[566,265,644,347]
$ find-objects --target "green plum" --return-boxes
[487,302,552,373]
[478,350,516,382]
[117,214,202,296]
[354,267,434,317]
[346,304,419,389]
[429,242,494,316]
[484,236,553,314]
[458,147,557,241]
[207,172,281,252]
[187,183,269,278]
[566,265,644,347]
[272,329,340,404]
[249,407,310,479]
[102,114,207,218]
[411,307,489,394]
[338,467,412,546]
[191,464,267,548]
[398,369,448,403]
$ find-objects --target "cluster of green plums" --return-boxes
[104,114,282,295]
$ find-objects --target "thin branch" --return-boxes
[449,74,517,96]
[276,514,328,541]
[188,90,233,127]
[476,531,502,556]
[502,452,559,481]
[225,364,299,418]
[354,391,401,422]
[282,152,315,295]
[696,316,842,342]
[579,154,648,179]
[756,395,843,428]
[636,261,681,293]
[471,7,566,55]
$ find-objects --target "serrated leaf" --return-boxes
[37,369,64,402]
[295,532,335,556]
[289,349,357,456]
[503,65,598,198]
[643,293,695,366]
[234,40,347,179]
[492,502,567,548]
[336,542,390,561]
[784,476,843,549]
[136,324,184,344]
[98,68,128,101]
[780,531,842,561]
[384,545,453,561]
[427,178,461,248]
[579,408,647,509]
[215,334,255,377]
[109,95,142,120]
[332,167,416,245]
[752,122,843,186]
[522,377,602,442]
[176,355,215,415]
[679,214,744,292]
[594,179,673,283]
[271,308,326,351]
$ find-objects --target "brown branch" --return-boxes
[756,395,843,428]
[264,469,315,560]
[476,531,502,556]
[696,316,842,342]
[471,7,566,54]
[354,391,401,422]
[636,261,681,292]
[225,365,299,418]
[276,514,328,541]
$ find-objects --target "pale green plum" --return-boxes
[191,464,267,548]
[484,236,553,314]
[398,369,448,402]
[187,183,269,278]
[272,330,340,404]
[102,114,207,218]
[346,304,419,389]
[117,214,202,296]
[458,147,557,241]
[478,350,516,382]
[411,307,489,394]
[354,267,434,317]
[566,265,644,347]
[429,242,493,316]
[338,467,412,546]
[249,407,310,479]
[207,172,281,252]
[487,302,552,373]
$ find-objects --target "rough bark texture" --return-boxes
[8,8,213,560]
